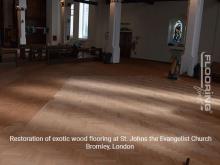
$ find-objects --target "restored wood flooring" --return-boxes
[0,60,220,165]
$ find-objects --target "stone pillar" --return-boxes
[181,0,204,76]
[17,0,27,45]
[46,0,61,45]
[61,0,66,44]
[65,1,71,43]
[107,0,121,63]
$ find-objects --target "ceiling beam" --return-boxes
[122,0,154,4]
[73,0,98,5]
[106,0,188,5]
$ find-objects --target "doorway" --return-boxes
[120,31,132,59]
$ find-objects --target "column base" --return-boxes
[112,47,120,64]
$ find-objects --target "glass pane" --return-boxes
[79,3,89,39]
[70,4,74,38]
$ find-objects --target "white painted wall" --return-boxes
[93,1,188,62]
[199,0,220,62]
[93,1,220,64]
[45,0,109,48]
[94,1,109,51]
[45,0,220,63]
[54,0,97,47]
[121,2,188,62]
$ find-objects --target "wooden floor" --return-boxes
[0,59,220,165]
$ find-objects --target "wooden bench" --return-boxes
[47,45,78,64]
[0,48,18,66]
[30,45,47,61]
[47,45,103,64]
[78,47,102,59]
[19,45,47,61]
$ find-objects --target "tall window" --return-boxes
[70,4,74,38]
[78,3,89,39]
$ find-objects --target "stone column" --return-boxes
[17,0,27,45]
[181,0,204,76]
[61,0,66,44]
[107,0,121,63]
[46,0,62,45]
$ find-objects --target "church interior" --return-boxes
[0,0,220,164]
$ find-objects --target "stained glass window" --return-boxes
[172,20,183,43]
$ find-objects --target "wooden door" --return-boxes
[120,32,132,58]
[0,0,3,46]
[26,0,46,44]
[1,0,18,47]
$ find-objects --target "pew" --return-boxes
[0,48,18,67]
[47,45,78,64]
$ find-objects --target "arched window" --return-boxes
[172,20,183,43]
